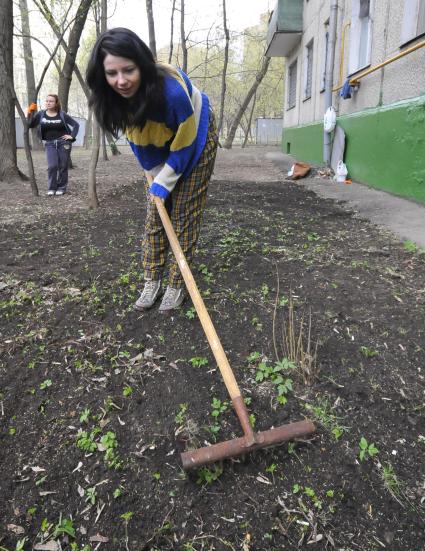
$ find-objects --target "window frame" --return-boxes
[287,59,298,110]
[304,39,314,100]
[401,0,425,45]
[348,0,374,76]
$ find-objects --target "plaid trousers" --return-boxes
[142,111,218,288]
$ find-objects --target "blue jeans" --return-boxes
[44,139,72,192]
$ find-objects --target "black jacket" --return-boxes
[28,110,80,142]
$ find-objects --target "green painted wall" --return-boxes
[283,122,323,163]
[283,95,425,204]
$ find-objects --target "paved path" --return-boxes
[213,146,425,249]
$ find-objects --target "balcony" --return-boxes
[265,0,303,57]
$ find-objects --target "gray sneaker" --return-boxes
[159,286,186,313]
[134,279,162,310]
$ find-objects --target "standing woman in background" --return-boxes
[86,27,218,313]
[27,94,80,196]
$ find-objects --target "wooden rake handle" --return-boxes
[152,193,242,400]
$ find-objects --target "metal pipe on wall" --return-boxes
[324,0,339,166]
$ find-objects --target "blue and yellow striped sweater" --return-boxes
[125,66,210,199]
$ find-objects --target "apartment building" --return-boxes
[266,0,425,203]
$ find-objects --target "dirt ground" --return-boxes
[0,146,424,551]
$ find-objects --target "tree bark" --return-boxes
[19,0,43,150]
[180,0,187,72]
[57,0,92,111]
[14,95,38,195]
[168,0,176,64]
[223,56,271,149]
[242,92,257,148]
[0,0,21,182]
[201,26,212,91]
[85,108,93,149]
[35,0,92,112]
[217,0,229,136]
[146,0,157,58]
[88,117,100,209]
[34,0,120,155]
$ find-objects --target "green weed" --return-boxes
[360,346,379,358]
[189,356,208,367]
[255,358,295,405]
[196,464,223,485]
[0,538,28,551]
[304,397,347,440]
[175,403,188,425]
[39,379,52,390]
[403,240,418,252]
[185,306,196,319]
[358,437,379,461]
[79,408,91,424]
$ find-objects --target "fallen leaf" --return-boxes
[99,418,110,429]
[66,287,81,297]
[220,517,235,522]
[33,541,60,551]
[31,466,46,473]
[129,352,144,365]
[256,474,271,485]
[7,524,25,535]
[307,534,323,544]
[89,534,109,543]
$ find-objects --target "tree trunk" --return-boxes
[35,0,90,99]
[85,109,93,149]
[19,0,43,150]
[223,56,271,149]
[57,0,92,112]
[34,0,92,112]
[14,96,38,195]
[34,0,121,155]
[146,0,157,59]
[168,0,176,64]
[180,0,187,72]
[202,24,213,91]
[0,0,21,183]
[217,0,229,136]
[88,117,100,209]
[242,92,257,148]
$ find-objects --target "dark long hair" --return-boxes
[86,27,167,137]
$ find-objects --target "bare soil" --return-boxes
[0,147,424,551]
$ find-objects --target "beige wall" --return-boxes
[283,0,425,128]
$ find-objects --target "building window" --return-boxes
[287,59,297,109]
[304,40,314,99]
[320,21,329,92]
[401,0,425,44]
[348,0,373,74]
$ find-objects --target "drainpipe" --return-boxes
[324,0,338,166]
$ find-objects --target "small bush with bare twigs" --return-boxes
[273,284,319,386]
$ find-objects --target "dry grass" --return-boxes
[273,278,319,385]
